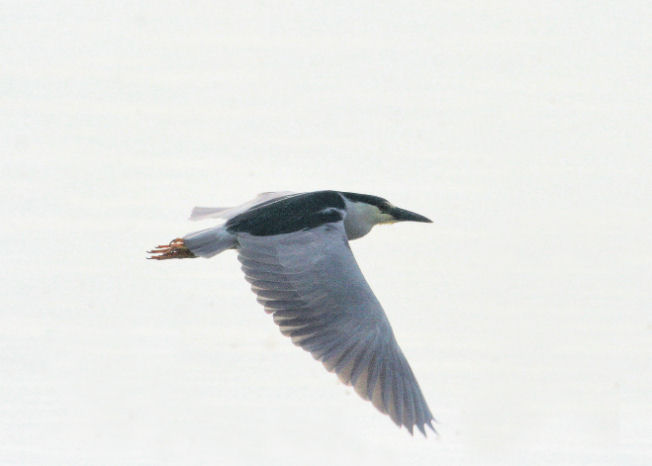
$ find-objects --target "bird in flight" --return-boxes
[148,190,435,435]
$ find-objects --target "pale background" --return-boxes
[1,1,650,465]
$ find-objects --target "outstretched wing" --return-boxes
[236,222,435,435]
[189,191,296,221]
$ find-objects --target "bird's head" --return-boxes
[340,192,432,240]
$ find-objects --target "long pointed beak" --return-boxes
[390,206,433,223]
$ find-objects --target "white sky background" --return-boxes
[1,1,650,465]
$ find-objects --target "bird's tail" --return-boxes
[148,226,236,260]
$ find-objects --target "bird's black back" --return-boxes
[226,191,345,236]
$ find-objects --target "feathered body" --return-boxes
[148,191,435,435]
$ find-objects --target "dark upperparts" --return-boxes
[340,192,388,207]
[226,190,346,236]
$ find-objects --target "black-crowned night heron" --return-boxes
[148,191,435,435]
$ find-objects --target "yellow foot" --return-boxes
[147,238,196,260]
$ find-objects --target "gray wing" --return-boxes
[189,191,296,221]
[236,222,435,435]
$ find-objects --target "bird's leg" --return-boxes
[147,237,196,260]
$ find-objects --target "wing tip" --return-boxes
[188,206,230,221]
[404,416,438,438]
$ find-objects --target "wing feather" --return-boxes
[189,191,295,221]
[236,223,435,435]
